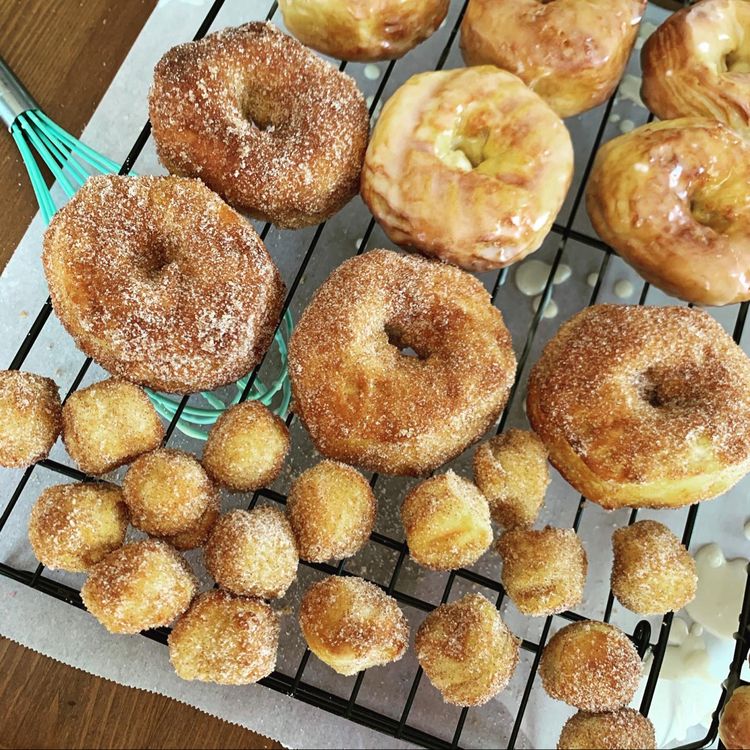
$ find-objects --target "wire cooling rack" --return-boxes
[2,1,749,748]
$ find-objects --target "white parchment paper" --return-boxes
[0,1,747,748]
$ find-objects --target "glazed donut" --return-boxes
[642,0,750,130]
[460,0,646,118]
[361,68,573,271]
[279,0,449,62]
[527,305,750,509]
[557,709,656,750]
[288,250,516,476]
[149,22,369,228]
[586,118,750,306]
[720,685,750,750]
[43,175,284,393]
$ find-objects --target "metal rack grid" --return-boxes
[1,0,749,748]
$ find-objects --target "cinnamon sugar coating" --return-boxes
[43,175,284,393]
[289,250,516,476]
[149,22,369,228]
[557,708,656,750]
[527,304,750,509]
[162,492,220,551]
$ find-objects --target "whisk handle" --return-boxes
[0,56,39,130]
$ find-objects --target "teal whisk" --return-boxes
[1,56,291,439]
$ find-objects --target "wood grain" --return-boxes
[0,2,281,747]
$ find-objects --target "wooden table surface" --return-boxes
[0,2,281,747]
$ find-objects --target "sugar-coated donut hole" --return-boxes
[204,506,298,599]
[299,576,409,676]
[611,520,697,615]
[497,526,587,616]
[163,493,221,551]
[62,378,164,475]
[28,483,128,572]
[202,401,290,492]
[287,460,376,563]
[401,471,492,571]
[0,370,61,468]
[473,429,549,528]
[415,593,520,707]
[720,685,750,750]
[169,590,279,684]
[557,709,656,750]
[123,449,216,536]
[81,539,197,634]
[540,621,642,712]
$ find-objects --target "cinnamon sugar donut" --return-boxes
[527,305,750,509]
[43,175,284,393]
[642,0,750,130]
[557,709,656,750]
[460,0,646,118]
[288,250,516,476]
[586,118,750,306]
[279,0,449,62]
[149,22,369,228]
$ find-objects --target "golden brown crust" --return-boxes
[496,526,587,617]
[586,118,750,306]
[28,483,128,572]
[527,305,750,509]
[557,708,656,750]
[202,401,290,492]
[279,0,449,61]
[149,22,369,228]
[0,370,61,468]
[642,0,750,130]
[162,492,221,551]
[719,685,750,750]
[401,471,492,571]
[460,0,646,118]
[61,378,164,476]
[540,621,642,712]
[204,507,298,599]
[361,69,573,271]
[287,460,376,563]
[415,593,519,706]
[473,429,549,528]
[42,175,285,394]
[299,576,408,676]
[168,590,279,685]
[81,539,197,634]
[611,520,697,615]
[123,449,216,537]
[289,250,517,476]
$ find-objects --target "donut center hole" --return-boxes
[435,127,490,173]
[385,325,429,360]
[636,367,693,410]
[238,91,284,132]
[143,235,177,278]
[725,46,750,74]
[690,197,732,234]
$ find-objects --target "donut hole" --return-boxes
[636,366,699,410]
[238,89,286,133]
[690,196,733,234]
[434,122,490,173]
[385,323,430,360]
[143,234,178,279]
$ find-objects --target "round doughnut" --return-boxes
[539,621,642,712]
[460,0,646,118]
[62,378,164,475]
[123,449,216,537]
[43,174,284,393]
[586,118,750,306]
[611,520,697,615]
[496,526,587,617]
[168,590,279,685]
[642,0,750,130]
[527,305,750,510]
[720,685,750,750]
[202,401,290,492]
[299,576,408,675]
[163,493,220,551]
[287,460,376,563]
[472,429,549,528]
[401,471,492,571]
[361,68,573,271]
[0,370,61,468]
[149,22,369,228]
[278,0,449,62]
[415,593,519,707]
[81,539,197,634]
[28,483,128,572]
[204,507,298,599]
[289,250,517,476]
[557,709,656,750]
